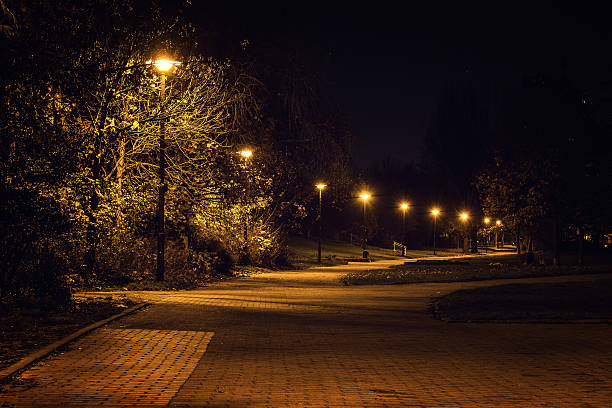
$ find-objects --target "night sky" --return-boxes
[193,3,612,167]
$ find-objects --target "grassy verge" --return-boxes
[0,296,135,371]
[340,254,612,285]
[432,279,612,322]
[287,236,462,268]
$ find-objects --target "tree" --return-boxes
[475,152,549,255]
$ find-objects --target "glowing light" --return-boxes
[359,193,371,200]
[431,208,440,216]
[484,217,490,224]
[400,203,409,210]
[239,149,253,158]
[460,212,469,221]
[496,219,502,226]
[152,59,181,72]
[316,184,327,190]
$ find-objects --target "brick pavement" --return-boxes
[0,329,213,407]
[1,260,612,407]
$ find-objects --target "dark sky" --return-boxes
[192,3,612,168]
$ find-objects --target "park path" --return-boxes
[1,256,612,407]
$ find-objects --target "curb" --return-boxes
[442,319,612,324]
[0,302,148,382]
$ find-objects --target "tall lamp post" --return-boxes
[316,184,327,263]
[496,219,502,248]
[152,58,180,282]
[460,212,469,253]
[359,193,371,256]
[431,208,440,255]
[484,217,491,252]
[400,203,409,256]
[239,149,253,262]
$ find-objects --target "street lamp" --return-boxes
[484,217,491,250]
[152,57,180,282]
[239,149,253,158]
[400,203,409,255]
[359,193,371,256]
[431,208,440,255]
[496,219,502,248]
[316,184,327,263]
[238,149,254,263]
[460,212,469,253]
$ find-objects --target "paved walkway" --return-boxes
[1,257,612,407]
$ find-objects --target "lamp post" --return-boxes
[239,149,253,262]
[496,219,502,248]
[431,208,440,255]
[460,212,469,253]
[359,193,371,256]
[316,184,327,263]
[484,217,490,252]
[400,203,408,256]
[152,58,180,282]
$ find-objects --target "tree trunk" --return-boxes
[84,133,102,282]
[115,137,124,225]
[85,79,114,282]
[528,234,533,252]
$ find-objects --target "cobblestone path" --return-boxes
[1,259,611,407]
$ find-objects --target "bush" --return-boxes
[189,233,235,276]
[96,235,155,285]
[0,245,71,310]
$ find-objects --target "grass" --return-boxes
[287,235,462,268]
[432,278,612,322]
[340,254,612,285]
[0,296,135,372]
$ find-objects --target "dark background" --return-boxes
[189,2,612,168]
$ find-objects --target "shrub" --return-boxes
[0,244,71,310]
[189,233,235,276]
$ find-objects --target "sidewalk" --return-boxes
[1,257,611,407]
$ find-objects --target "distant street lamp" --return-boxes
[496,219,502,248]
[460,212,469,253]
[316,184,327,263]
[152,58,180,282]
[359,193,371,255]
[400,203,409,256]
[484,217,491,251]
[431,208,440,255]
